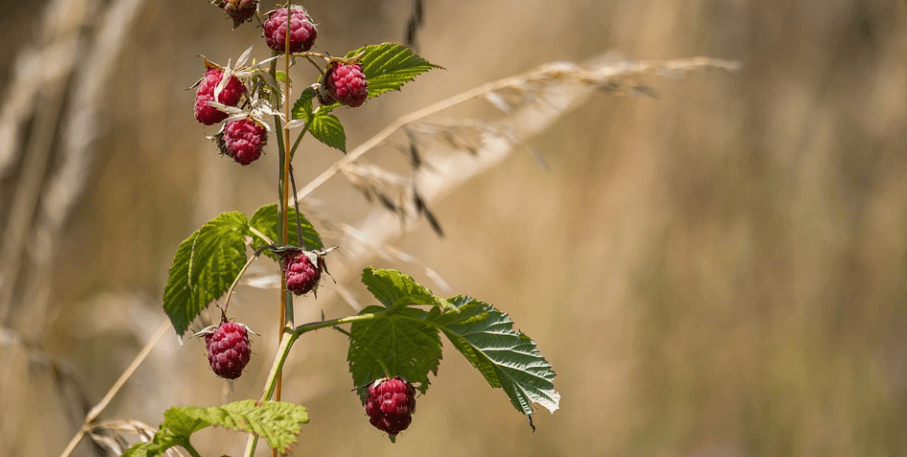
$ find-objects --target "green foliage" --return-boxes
[291,86,346,152]
[290,86,315,121]
[361,267,450,310]
[344,43,442,100]
[347,268,560,424]
[348,305,442,402]
[249,203,324,254]
[163,212,249,337]
[435,296,561,417]
[308,111,346,152]
[162,230,200,338]
[122,401,309,457]
[162,208,323,336]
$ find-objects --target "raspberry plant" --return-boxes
[122,1,560,455]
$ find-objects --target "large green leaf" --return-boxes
[163,212,249,337]
[347,268,559,428]
[348,305,442,402]
[361,267,450,310]
[122,401,309,457]
[344,43,442,100]
[249,203,324,256]
[308,111,346,152]
[162,230,199,337]
[432,296,560,418]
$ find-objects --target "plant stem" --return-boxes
[274,4,293,457]
[242,312,379,457]
[182,440,203,457]
[289,165,305,249]
[222,249,261,316]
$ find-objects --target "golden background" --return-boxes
[1,0,906,455]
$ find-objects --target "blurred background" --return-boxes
[2,0,907,455]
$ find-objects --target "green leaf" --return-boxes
[361,267,450,310]
[162,230,199,337]
[347,305,442,402]
[291,86,315,120]
[162,212,250,337]
[344,43,442,100]
[308,111,346,152]
[120,401,309,457]
[432,296,560,418]
[249,203,324,257]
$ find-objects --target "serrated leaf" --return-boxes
[162,230,199,337]
[163,212,250,337]
[348,305,442,402]
[432,296,560,417]
[249,203,324,258]
[308,111,346,152]
[120,401,308,457]
[361,267,449,310]
[291,86,315,120]
[344,43,441,100]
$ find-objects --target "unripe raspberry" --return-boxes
[223,0,257,25]
[263,6,317,53]
[195,68,244,125]
[282,251,321,295]
[323,63,368,107]
[223,118,267,165]
[205,322,252,380]
[365,376,417,436]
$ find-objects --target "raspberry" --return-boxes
[222,118,267,165]
[195,68,244,125]
[263,6,317,53]
[365,376,417,436]
[222,0,257,26]
[323,63,368,107]
[205,322,252,380]
[315,83,336,106]
[282,251,321,295]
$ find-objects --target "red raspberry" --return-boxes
[263,6,317,53]
[223,0,257,25]
[365,377,417,436]
[282,251,321,295]
[323,63,368,107]
[195,68,244,125]
[205,322,252,380]
[223,118,267,165]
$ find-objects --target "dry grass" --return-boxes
[1,0,906,456]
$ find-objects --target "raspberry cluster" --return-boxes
[263,6,318,53]
[222,118,267,165]
[282,250,322,296]
[194,68,244,125]
[365,376,417,436]
[205,322,252,380]
[320,63,369,107]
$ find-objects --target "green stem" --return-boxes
[289,123,308,159]
[182,440,203,457]
[243,312,379,457]
[288,165,305,249]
